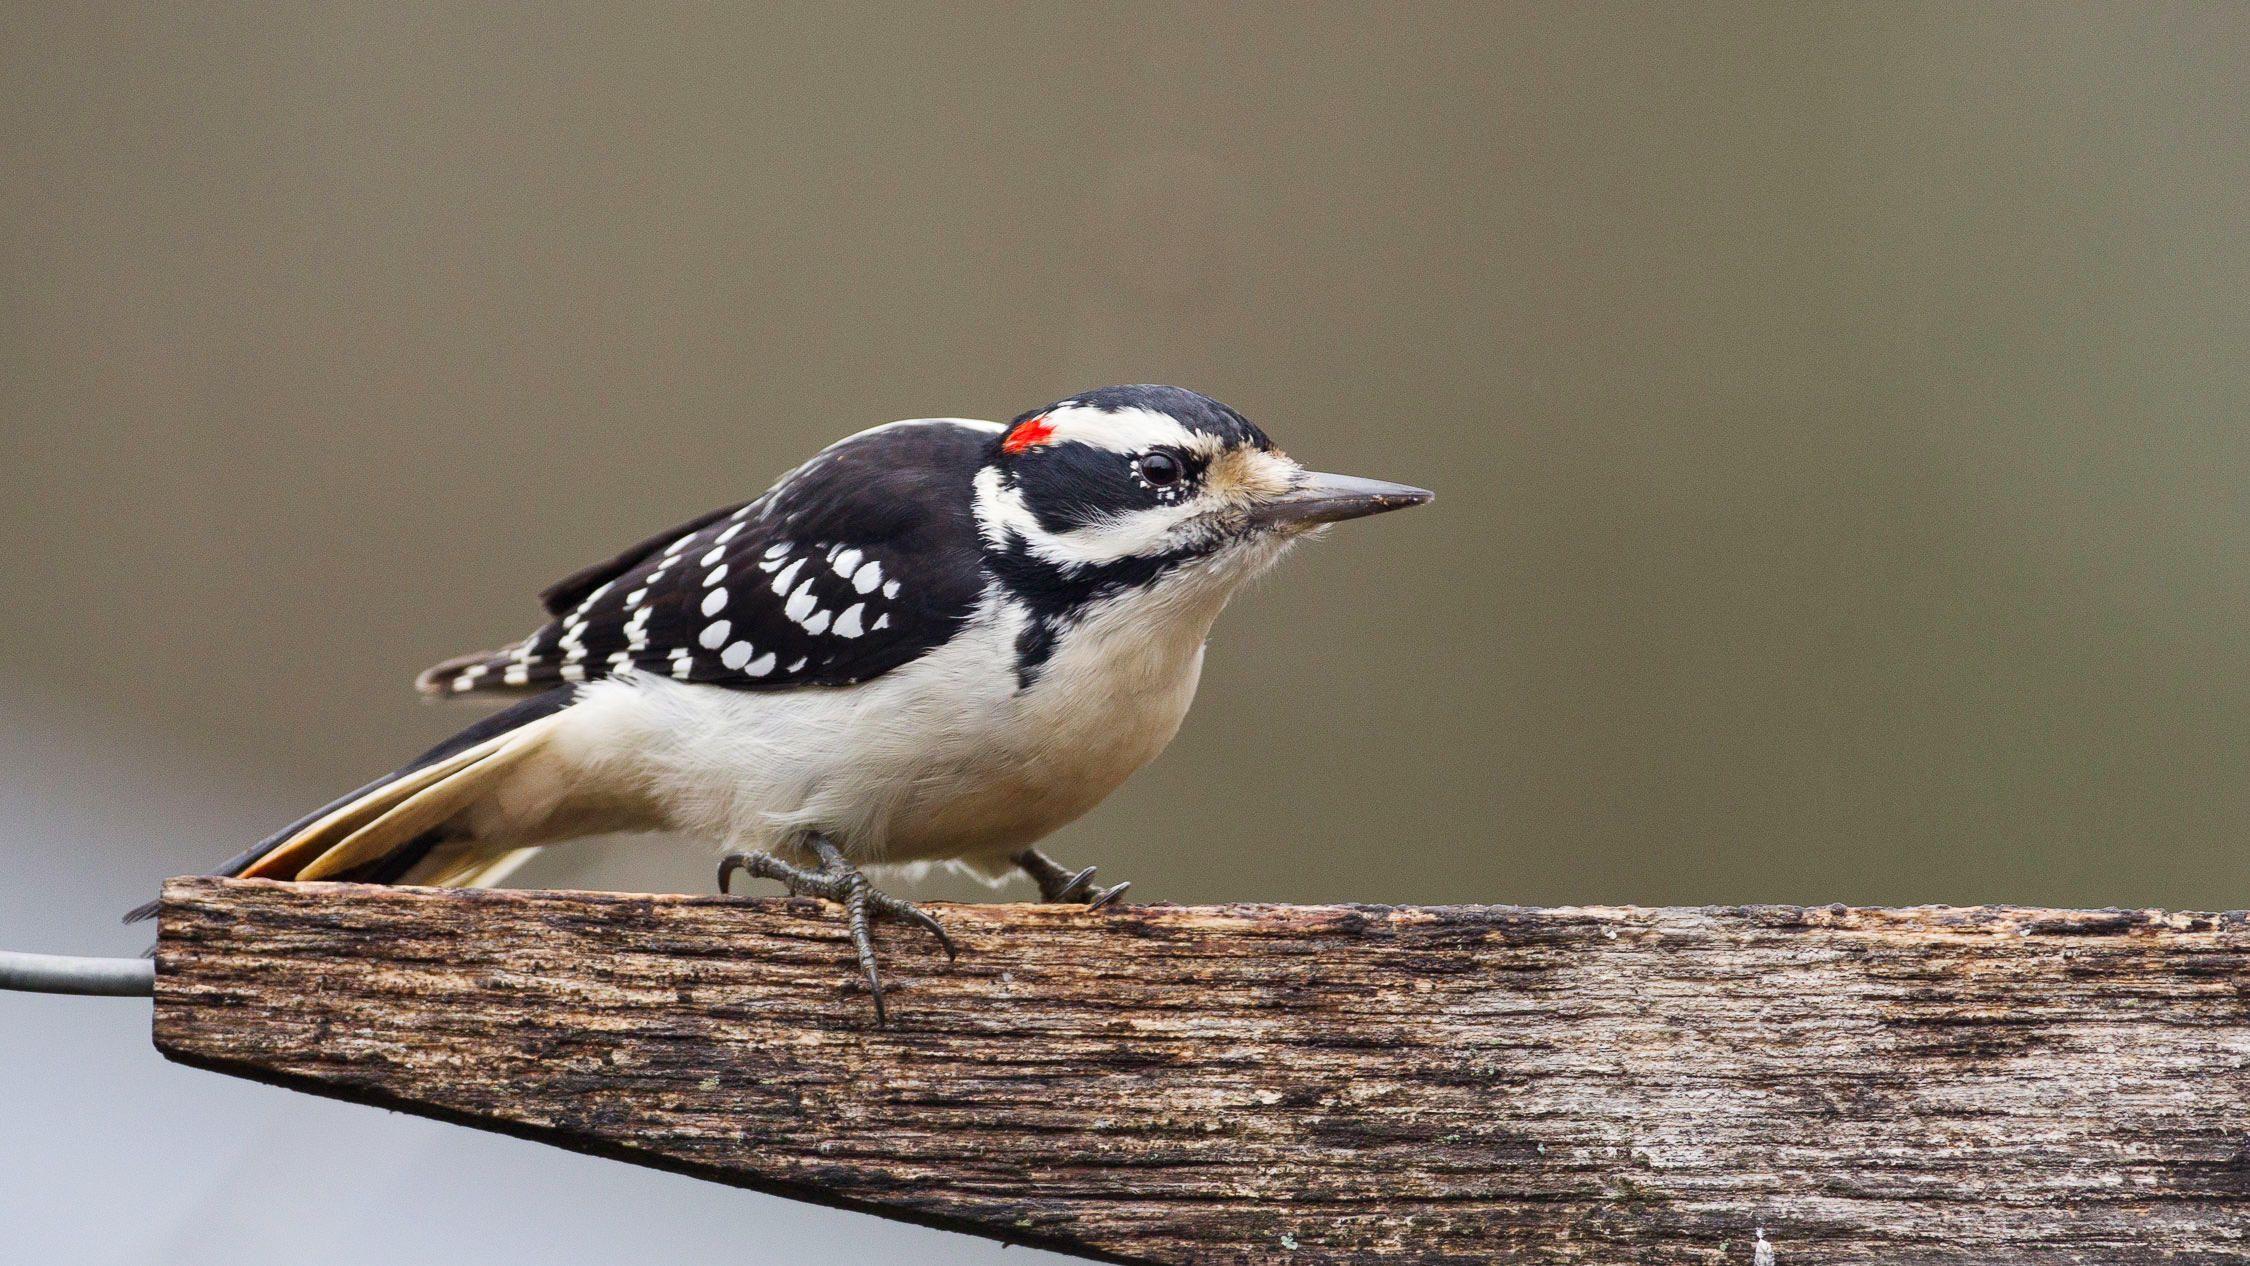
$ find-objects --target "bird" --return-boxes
[128,385,1431,1020]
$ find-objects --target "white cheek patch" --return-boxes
[1056,503,1203,564]
[974,466,1207,568]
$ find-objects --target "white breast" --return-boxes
[542,537,1288,871]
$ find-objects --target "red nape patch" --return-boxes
[1003,414,1056,454]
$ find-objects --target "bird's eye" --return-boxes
[1136,452,1185,488]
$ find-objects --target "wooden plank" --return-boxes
[153,878,2250,1263]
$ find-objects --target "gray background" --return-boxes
[5,4,2246,1261]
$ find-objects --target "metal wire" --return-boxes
[0,950,155,997]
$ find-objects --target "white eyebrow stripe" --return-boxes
[1036,405,1219,456]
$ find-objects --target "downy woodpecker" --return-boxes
[130,385,1431,1019]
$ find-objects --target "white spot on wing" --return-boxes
[703,563,728,588]
[720,640,754,670]
[802,608,831,635]
[783,581,818,622]
[770,557,806,595]
[833,604,866,638]
[852,560,883,594]
[701,588,727,617]
[882,580,901,599]
[832,548,862,577]
[745,651,777,676]
[699,620,731,649]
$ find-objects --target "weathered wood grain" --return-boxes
[153,878,2250,1264]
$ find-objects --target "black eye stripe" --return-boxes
[1012,443,1150,531]
[1010,440,1214,533]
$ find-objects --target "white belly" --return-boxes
[543,586,1218,869]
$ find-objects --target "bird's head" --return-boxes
[973,385,1431,616]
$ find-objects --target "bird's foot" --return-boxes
[718,836,955,1025]
[1013,847,1130,910]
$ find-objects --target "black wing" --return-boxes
[420,419,998,696]
[534,500,751,618]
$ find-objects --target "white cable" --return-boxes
[0,950,155,997]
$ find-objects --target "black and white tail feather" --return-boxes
[125,689,575,923]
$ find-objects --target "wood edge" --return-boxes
[156,875,2250,936]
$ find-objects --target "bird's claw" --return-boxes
[1082,879,1130,910]
[1048,865,1131,909]
[873,892,959,960]
[717,838,954,1025]
[1014,848,1132,908]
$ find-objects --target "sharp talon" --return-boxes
[717,852,745,895]
[908,907,959,960]
[1015,848,1129,907]
[863,963,887,1027]
[842,877,888,1026]
[1051,865,1099,901]
[860,890,957,959]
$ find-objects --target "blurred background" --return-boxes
[5,3,2246,1261]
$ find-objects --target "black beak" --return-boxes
[1250,471,1435,529]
